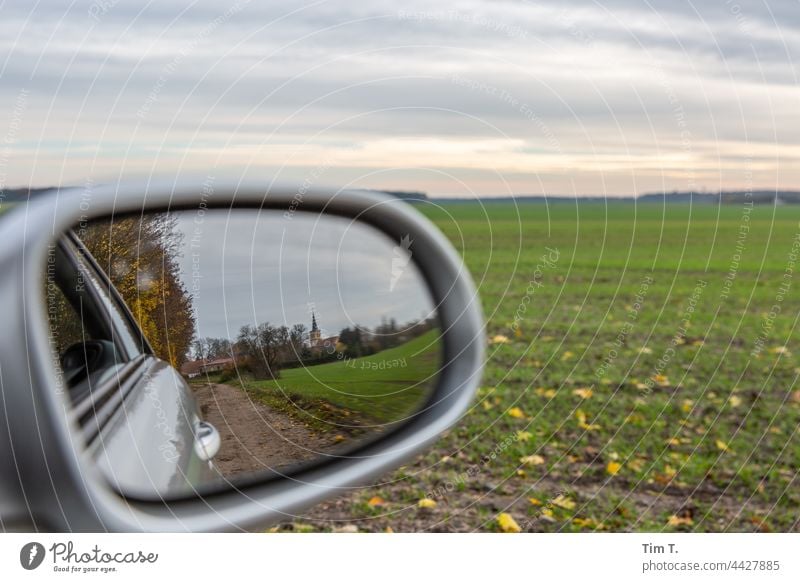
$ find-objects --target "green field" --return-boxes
[286,201,800,532]
[241,330,441,431]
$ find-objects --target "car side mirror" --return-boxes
[0,180,484,531]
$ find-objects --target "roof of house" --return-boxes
[201,357,234,367]
[180,359,206,375]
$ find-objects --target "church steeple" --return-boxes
[310,310,321,345]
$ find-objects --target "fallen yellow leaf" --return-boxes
[575,409,600,431]
[606,461,622,476]
[729,395,742,408]
[715,439,730,452]
[667,514,694,526]
[367,496,385,507]
[418,498,437,509]
[496,512,521,533]
[573,517,600,529]
[490,335,510,345]
[516,430,533,442]
[521,454,545,466]
[653,374,670,386]
[528,497,542,506]
[551,494,576,510]
[573,387,594,399]
[628,458,645,471]
[561,351,575,361]
[508,407,526,419]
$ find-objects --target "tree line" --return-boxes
[192,316,436,380]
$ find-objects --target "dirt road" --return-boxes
[193,383,329,477]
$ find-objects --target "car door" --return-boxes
[49,232,218,498]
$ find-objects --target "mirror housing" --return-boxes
[0,179,484,531]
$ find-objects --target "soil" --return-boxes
[193,383,332,477]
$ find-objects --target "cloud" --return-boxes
[1,0,798,195]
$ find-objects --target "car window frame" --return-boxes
[62,230,154,360]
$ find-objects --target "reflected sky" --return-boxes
[173,209,435,340]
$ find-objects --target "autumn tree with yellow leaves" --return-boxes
[78,214,195,368]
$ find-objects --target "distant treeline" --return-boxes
[431,190,800,204]
[15,186,800,206]
[638,190,800,204]
[193,316,436,380]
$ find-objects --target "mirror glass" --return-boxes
[43,207,441,498]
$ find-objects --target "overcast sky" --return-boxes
[173,209,434,339]
[1,0,798,197]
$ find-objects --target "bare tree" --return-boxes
[237,323,284,379]
[287,323,307,361]
[192,337,233,360]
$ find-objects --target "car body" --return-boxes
[50,232,219,499]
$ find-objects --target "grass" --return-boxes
[285,200,800,532]
[237,330,441,432]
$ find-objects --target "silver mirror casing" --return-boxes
[0,180,484,532]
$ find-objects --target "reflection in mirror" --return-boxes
[44,207,441,498]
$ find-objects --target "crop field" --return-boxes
[282,200,800,532]
[242,330,441,430]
